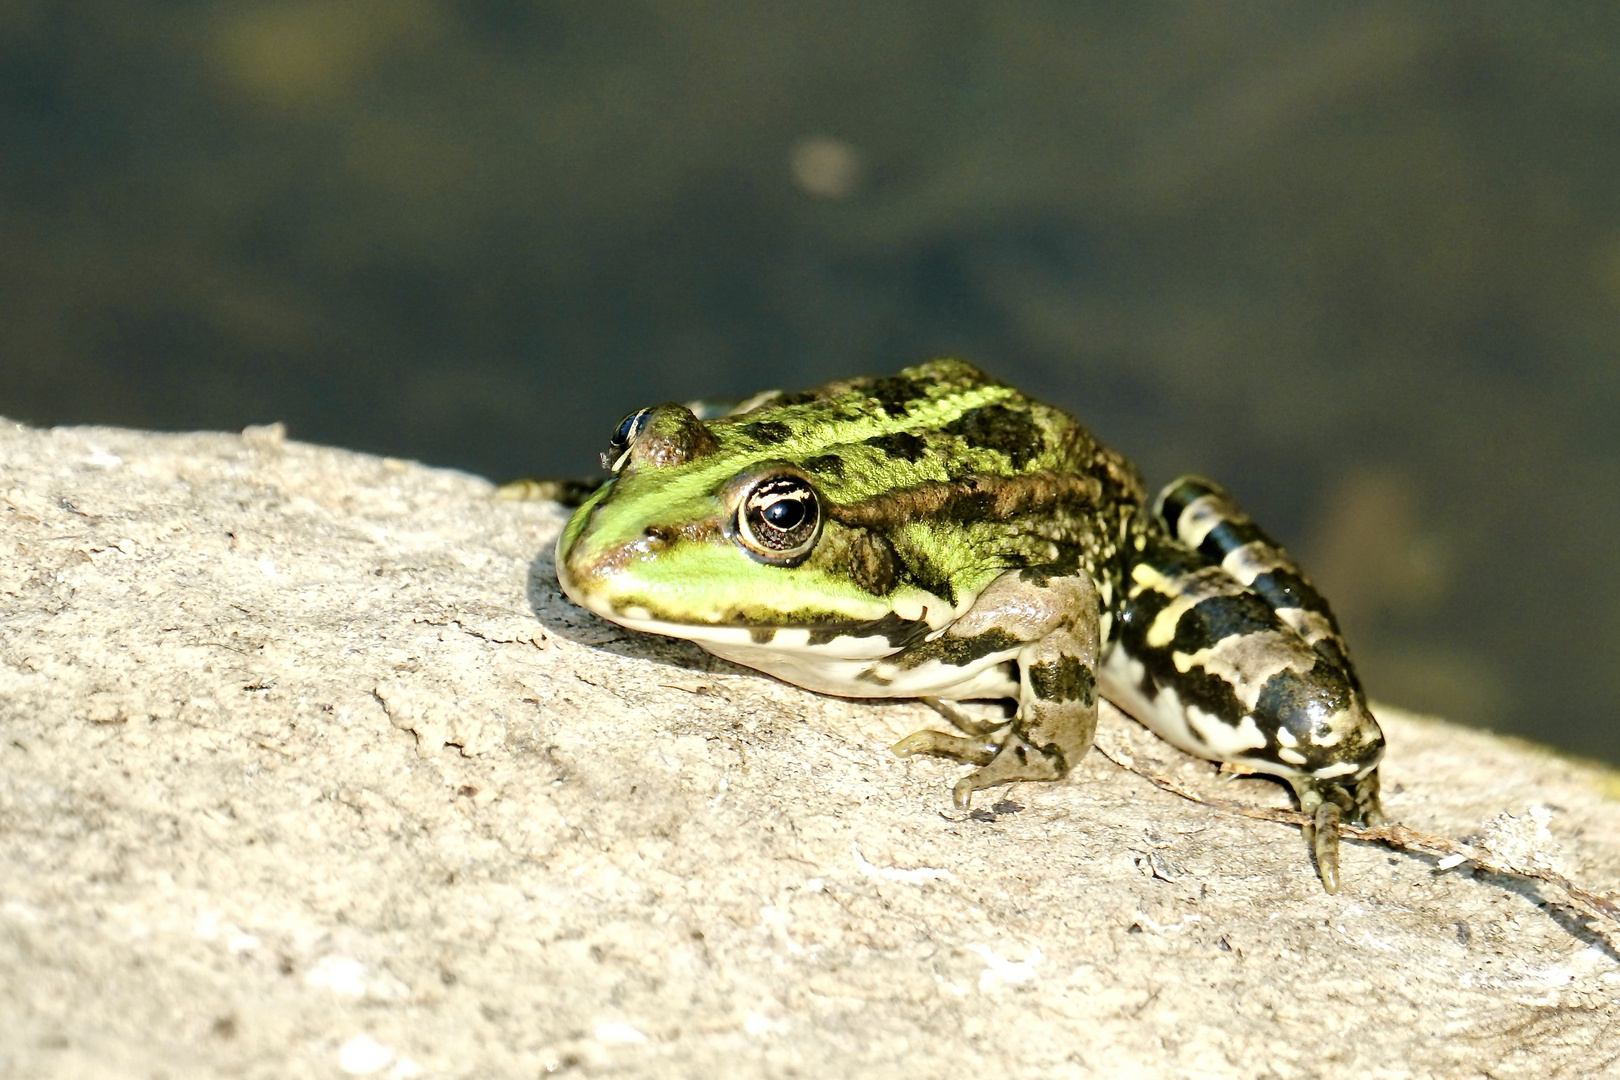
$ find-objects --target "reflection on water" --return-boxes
[1,4,1616,761]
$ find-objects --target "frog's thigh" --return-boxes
[895,569,1102,807]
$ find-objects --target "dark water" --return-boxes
[4,4,1617,762]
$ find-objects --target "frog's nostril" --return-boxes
[644,525,675,545]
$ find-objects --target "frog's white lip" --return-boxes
[555,536,623,622]
[554,538,687,628]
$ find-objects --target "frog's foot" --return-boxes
[1290,770,1384,894]
[948,732,1068,808]
[891,728,1001,768]
[892,724,1068,807]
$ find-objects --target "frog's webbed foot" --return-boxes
[889,569,1102,809]
[948,732,1069,808]
[891,724,1068,808]
[1290,770,1384,894]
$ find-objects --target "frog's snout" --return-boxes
[554,504,654,621]
[556,511,609,611]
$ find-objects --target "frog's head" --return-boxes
[557,369,1031,641]
[557,362,1056,643]
[557,401,905,639]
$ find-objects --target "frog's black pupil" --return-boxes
[737,474,820,563]
[763,499,804,530]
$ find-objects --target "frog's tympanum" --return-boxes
[552,360,1384,892]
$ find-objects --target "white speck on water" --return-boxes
[789,136,863,199]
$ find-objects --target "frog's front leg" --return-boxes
[890,568,1100,808]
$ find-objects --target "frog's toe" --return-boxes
[922,697,1007,736]
[892,729,999,767]
[948,734,1069,808]
[1291,770,1382,894]
[1310,801,1344,895]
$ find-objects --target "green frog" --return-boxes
[543,359,1385,892]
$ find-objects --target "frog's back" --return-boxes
[721,359,1134,497]
[710,360,1146,598]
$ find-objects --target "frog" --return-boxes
[542,359,1385,893]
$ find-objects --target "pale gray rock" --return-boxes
[2,418,1618,1079]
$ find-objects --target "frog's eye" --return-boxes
[601,408,653,472]
[735,475,821,565]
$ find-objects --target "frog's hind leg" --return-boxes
[1155,475,1359,689]
[1105,478,1387,892]
[1155,475,1386,812]
[890,569,1101,809]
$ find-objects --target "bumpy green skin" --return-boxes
[554,359,1385,893]
[559,360,1142,628]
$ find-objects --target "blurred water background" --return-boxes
[3,3,1617,762]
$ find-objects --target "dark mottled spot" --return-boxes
[749,627,776,645]
[1155,476,1217,533]
[1254,663,1367,768]
[740,420,791,444]
[829,473,1100,533]
[1196,518,1271,564]
[1170,593,1280,654]
[867,375,925,417]
[1027,657,1096,704]
[864,431,928,462]
[803,453,846,479]
[1017,547,1085,587]
[892,627,1024,670]
[847,530,901,595]
[943,403,1045,469]
[1248,567,1329,619]
[769,390,822,407]
[1164,665,1249,734]
[1116,581,1247,723]
[805,612,932,649]
[1308,637,1360,691]
[1136,534,1208,578]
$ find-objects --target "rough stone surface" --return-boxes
[3,419,1619,1079]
